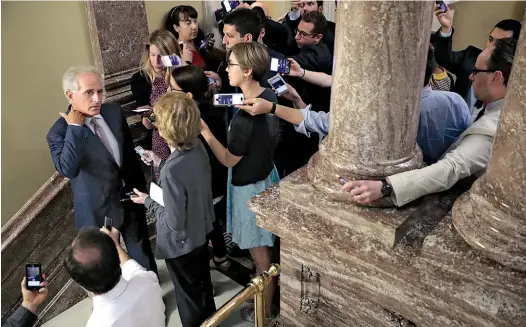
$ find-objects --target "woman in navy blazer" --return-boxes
[131,93,216,327]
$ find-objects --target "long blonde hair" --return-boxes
[139,29,182,83]
[154,93,201,152]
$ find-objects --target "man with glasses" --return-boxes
[341,38,517,207]
[433,2,521,116]
[284,0,335,53]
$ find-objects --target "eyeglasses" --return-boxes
[472,68,497,76]
[296,30,318,39]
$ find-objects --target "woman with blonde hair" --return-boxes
[130,29,192,173]
[200,42,279,323]
[131,92,216,327]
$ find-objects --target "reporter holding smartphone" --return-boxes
[131,93,216,327]
[3,276,48,327]
[200,42,279,323]
[165,5,221,71]
[131,29,192,180]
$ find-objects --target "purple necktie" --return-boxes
[90,118,113,159]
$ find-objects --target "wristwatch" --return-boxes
[381,179,392,197]
[270,102,277,115]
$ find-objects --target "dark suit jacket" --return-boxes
[2,307,37,327]
[434,28,481,100]
[47,103,146,230]
[130,71,151,107]
[144,140,215,260]
[282,13,335,54]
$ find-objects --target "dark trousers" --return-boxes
[119,206,158,275]
[208,196,227,258]
[165,244,217,327]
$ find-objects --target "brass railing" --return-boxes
[201,263,281,327]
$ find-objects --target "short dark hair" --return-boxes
[425,45,437,87]
[227,42,270,82]
[223,8,261,41]
[171,65,211,102]
[252,6,267,32]
[164,5,198,39]
[317,1,324,8]
[494,19,522,40]
[63,228,121,294]
[487,37,517,86]
[301,10,328,35]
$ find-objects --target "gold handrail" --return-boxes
[201,263,281,327]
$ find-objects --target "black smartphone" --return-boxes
[436,1,447,12]
[104,216,113,230]
[25,263,43,290]
[270,57,291,74]
[200,33,214,50]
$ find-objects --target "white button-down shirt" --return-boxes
[86,260,165,327]
[85,115,121,166]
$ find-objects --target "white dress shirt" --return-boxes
[85,115,121,166]
[86,259,165,327]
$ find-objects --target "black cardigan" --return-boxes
[130,71,152,107]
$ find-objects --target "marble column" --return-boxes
[307,1,433,200]
[86,1,149,107]
[452,19,526,272]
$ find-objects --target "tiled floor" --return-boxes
[43,259,254,327]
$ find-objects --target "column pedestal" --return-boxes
[307,1,430,202]
[452,19,526,271]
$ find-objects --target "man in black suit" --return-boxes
[46,66,157,273]
[282,0,335,53]
[433,3,521,111]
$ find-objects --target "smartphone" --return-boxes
[270,57,291,74]
[213,93,244,107]
[268,75,289,96]
[25,263,42,290]
[200,33,214,50]
[221,0,240,12]
[146,116,156,126]
[104,216,113,230]
[337,175,349,185]
[161,55,182,67]
[436,1,447,12]
[134,146,145,156]
[215,8,227,22]
[207,77,217,86]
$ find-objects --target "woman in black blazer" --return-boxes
[168,65,230,270]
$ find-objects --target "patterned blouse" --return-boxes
[150,77,171,180]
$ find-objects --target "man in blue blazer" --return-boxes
[47,66,157,273]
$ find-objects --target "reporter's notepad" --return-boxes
[149,182,164,207]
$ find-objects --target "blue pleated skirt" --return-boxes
[226,167,280,249]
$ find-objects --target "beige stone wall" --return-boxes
[450,1,526,50]
[1,1,93,225]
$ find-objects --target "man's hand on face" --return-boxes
[59,109,85,126]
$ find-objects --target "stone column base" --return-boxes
[452,182,526,272]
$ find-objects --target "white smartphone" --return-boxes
[213,93,244,107]
[268,75,288,96]
[161,55,182,67]
[134,146,145,156]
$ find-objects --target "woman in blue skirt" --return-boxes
[200,42,279,322]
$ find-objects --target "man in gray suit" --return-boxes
[46,66,157,273]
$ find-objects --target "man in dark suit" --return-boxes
[282,0,335,54]
[47,66,157,273]
[433,3,521,109]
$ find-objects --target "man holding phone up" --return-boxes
[46,66,157,273]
